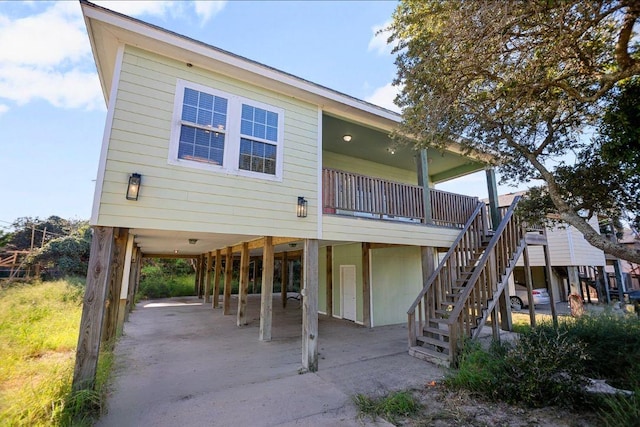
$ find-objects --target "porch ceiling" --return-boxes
[322,114,485,183]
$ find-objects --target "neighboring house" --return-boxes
[74,1,533,389]
[605,228,640,293]
[496,192,607,305]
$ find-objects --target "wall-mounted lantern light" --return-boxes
[297,196,308,218]
[126,173,142,201]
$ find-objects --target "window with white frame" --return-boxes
[169,80,284,180]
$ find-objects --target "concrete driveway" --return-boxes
[96,294,445,426]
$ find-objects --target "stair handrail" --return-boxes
[407,201,487,315]
[445,195,522,326]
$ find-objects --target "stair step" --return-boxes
[440,300,456,306]
[409,346,450,368]
[423,326,451,337]
[434,309,453,316]
[428,318,449,326]
[417,334,449,348]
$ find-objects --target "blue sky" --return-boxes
[0,0,512,230]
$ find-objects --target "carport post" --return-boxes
[260,237,274,341]
[522,241,536,327]
[237,243,250,326]
[73,226,114,392]
[302,239,318,372]
[281,251,288,308]
[223,247,233,315]
[204,252,212,304]
[212,249,222,308]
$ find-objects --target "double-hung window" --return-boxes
[169,79,284,181]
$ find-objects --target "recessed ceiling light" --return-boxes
[342,134,352,142]
[387,147,396,154]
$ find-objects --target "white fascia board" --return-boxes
[81,2,400,126]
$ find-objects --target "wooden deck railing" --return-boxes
[322,168,478,228]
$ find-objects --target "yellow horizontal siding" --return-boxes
[322,215,459,247]
[323,151,417,185]
[96,46,319,236]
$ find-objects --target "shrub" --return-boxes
[447,326,588,408]
[553,312,640,389]
[499,327,588,407]
[598,382,640,427]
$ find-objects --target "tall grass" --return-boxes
[0,279,109,426]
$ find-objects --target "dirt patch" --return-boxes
[385,384,600,426]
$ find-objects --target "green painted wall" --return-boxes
[332,243,363,322]
[371,246,422,326]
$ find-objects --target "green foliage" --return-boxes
[598,383,640,427]
[499,327,588,407]
[353,391,420,425]
[447,325,588,408]
[137,264,195,299]
[28,226,92,280]
[2,216,83,252]
[445,341,505,396]
[550,313,640,389]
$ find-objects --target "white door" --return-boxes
[341,265,357,321]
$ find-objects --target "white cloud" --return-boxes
[0,2,102,111]
[367,20,397,55]
[94,1,177,18]
[95,1,226,24]
[0,1,226,113]
[0,104,8,115]
[193,1,226,24]
[365,82,401,113]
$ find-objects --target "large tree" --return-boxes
[388,0,640,263]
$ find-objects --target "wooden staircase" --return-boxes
[407,196,526,367]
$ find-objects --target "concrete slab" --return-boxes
[96,294,445,426]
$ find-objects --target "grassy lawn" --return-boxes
[0,279,87,426]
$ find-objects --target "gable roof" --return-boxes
[80,0,400,132]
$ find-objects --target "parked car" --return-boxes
[625,290,640,316]
[510,284,551,310]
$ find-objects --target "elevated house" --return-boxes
[73,1,549,389]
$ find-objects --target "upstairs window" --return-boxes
[169,80,284,181]
[178,88,228,165]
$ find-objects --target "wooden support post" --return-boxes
[260,237,274,341]
[199,255,206,299]
[213,249,222,308]
[204,252,212,304]
[73,226,115,392]
[420,246,435,286]
[102,228,128,348]
[498,291,513,331]
[326,246,333,317]
[237,243,250,326]
[522,242,536,327]
[124,245,138,322]
[194,256,201,297]
[541,233,558,327]
[116,233,135,336]
[486,168,501,231]
[362,243,371,328]
[302,239,319,372]
[567,266,582,299]
[282,251,288,308]
[223,247,233,315]
[132,249,142,305]
[417,148,433,224]
[613,260,625,301]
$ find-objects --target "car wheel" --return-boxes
[510,296,523,311]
